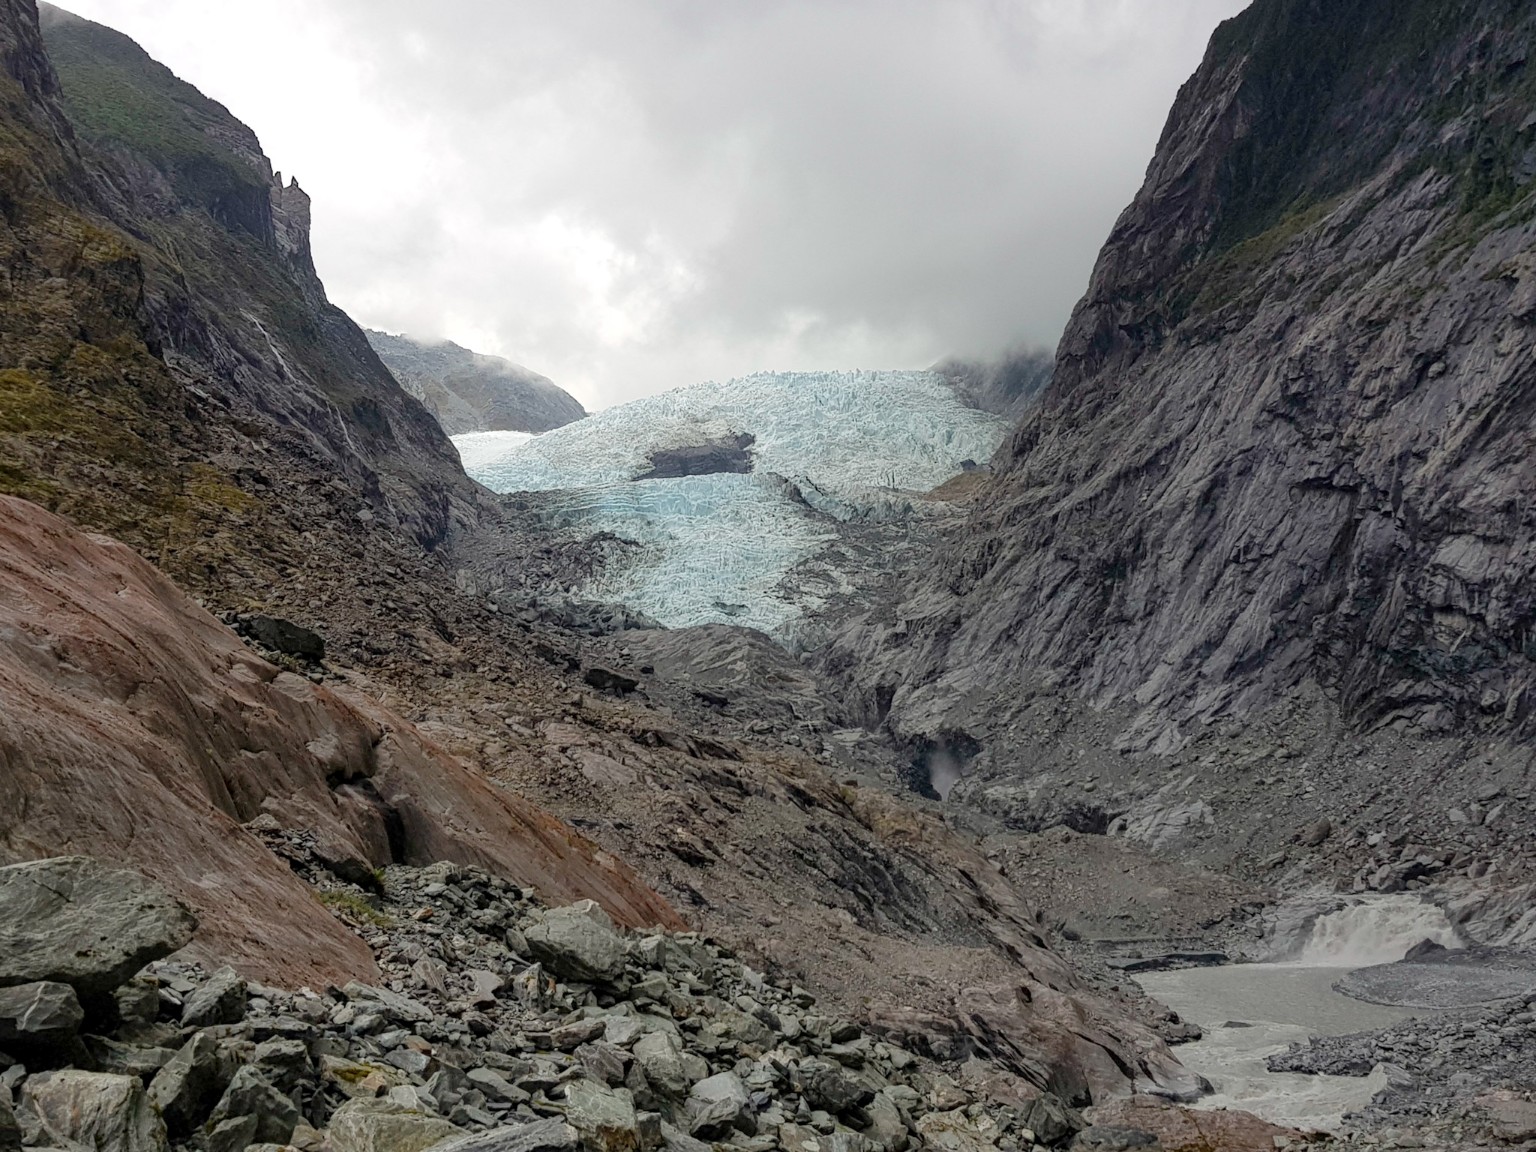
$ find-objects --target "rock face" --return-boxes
[0,858,194,997]
[0,493,680,986]
[0,3,478,608]
[833,0,1536,817]
[366,331,586,436]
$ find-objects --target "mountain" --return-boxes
[1,3,478,602]
[831,0,1536,878]
[366,329,586,435]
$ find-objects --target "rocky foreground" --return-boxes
[0,852,1295,1152]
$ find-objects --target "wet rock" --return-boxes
[182,967,248,1028]
[1404,938,1448,962]
[0,858,195,998]
[686,1072,751,1139]
[564,1079,640,1152]
[328,1097,462,1152]
[524,903,626,984]
[150,1031,231,1137]
[0,981,83,1048]
[19,1070,168,1152]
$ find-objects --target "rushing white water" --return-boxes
[1291,896,1460,967]
[1138,895,1459,1133]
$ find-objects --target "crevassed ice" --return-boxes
[456,370,1010,635]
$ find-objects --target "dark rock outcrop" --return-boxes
[835,0,1536,774]
[366,330,586,436]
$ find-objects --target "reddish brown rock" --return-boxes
[1083,1097,1304,1152]
[0,496,680,988]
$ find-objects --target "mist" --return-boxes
[55,0,1251,408]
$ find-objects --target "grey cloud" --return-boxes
[76,0,1254,406]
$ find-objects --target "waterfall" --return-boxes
[1289,895,1460,968]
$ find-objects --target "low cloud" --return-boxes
[59,0,1249,407]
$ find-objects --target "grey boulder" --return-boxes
[434,1118,579,1152]
[523,902,626,984]
[327,1097,462,1152]
[205,1066,300,1147]
[685,1072,752,1139]
[0,858,195,998]
[181,967,247,1028]
[19,1070,168,1152]
[0,980,84,1047]
[149,1030,232,1137]
[563,1079,640,1152]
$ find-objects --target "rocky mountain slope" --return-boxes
[830,0,1536,878]
[0,1,1226,1120]
[0,494,679,987]
[367,330,586,436]
[0,3,477,601]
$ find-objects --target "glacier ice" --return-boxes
[456,370,1009,636]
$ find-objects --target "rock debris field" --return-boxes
[0,848,1192,1152]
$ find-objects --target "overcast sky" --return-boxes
[59,0,1247,410]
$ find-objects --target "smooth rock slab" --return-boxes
[0,981,83,1047]
[0,858,196,998]
[19,1070,168,1152]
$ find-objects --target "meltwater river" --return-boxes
[1137,895,1461,1131]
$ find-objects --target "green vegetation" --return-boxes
[318,890,393,928]
[1197,0,1534,256]
[42,14,271,235]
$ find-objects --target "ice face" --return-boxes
[456,370,1010,636]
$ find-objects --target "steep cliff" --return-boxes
[0,3,477,601]
[367,329,586,435]
[833,0,1536,853]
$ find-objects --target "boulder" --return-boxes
[19,1070,168,1152]
[0,981,83,1047]
[244,615,325,662]
[434,1119,579,1152]
[0,1094,19,1152]
[150,1031,231,1137]
[685,1072,751,1139]
[631,1033,689,1098]
[563,1080,640,1152]
[207,1115,259,1152]
[343,982,435,1025]
[861,1093,909,1152]
[327,1098,463,1152]
[0,858,195,999]
[797,1060,872,1117]
[524,903,627,984]
[205,1067,301,1148]
[1026,1095,1085,1147]
[182,967,248,1028]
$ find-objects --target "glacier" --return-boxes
[455,370,1009,637]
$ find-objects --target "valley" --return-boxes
[1,1,1535,1151]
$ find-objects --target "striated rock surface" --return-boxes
[0,493,680,986]
[367,330,586,437]
[830,0,1536,859]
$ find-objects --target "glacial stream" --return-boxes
[1137,895,1461,1132]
